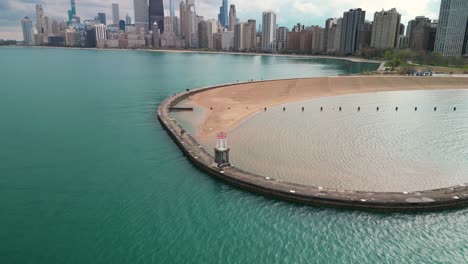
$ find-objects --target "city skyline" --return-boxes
[1,0,440,40]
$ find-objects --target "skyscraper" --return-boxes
[229,5,236,31]
[261,11,276,52]
[218,0,228,27]
[134,0,149,33]
[434,0,468,56]
[36,5,45,34]
[112,3,120,25]
[324,18,337,53]
[371,8,401,49]
[98,13,107,25]
[170,0,175,18]
[149,0,165,33]
[21,17,34,46]
[68,0,77,23]
[125,14,132,25]
[340,8,366,54]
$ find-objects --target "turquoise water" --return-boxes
[225,90,468,192]
[1,47,467,264]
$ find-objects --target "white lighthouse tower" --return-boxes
[214,132,231,168]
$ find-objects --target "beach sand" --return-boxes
[185,76,468,139]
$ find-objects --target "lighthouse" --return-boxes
[214,132,231,168]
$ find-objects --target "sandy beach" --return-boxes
[185,76,468,138]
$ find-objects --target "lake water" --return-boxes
[1,47,467,264]
[224,90,468,192]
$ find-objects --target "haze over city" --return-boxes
[1,0,440,40]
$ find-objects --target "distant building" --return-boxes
[274,26,288,51]
[221,31,234,51]
[36,4,46,34]
[48,36,65,46]
[371,8,401,49]
[98,13,107,25]
[408,17,434,52]
[112,3,120,25]
[119,20,126,31]
[261,11,276,52]
[169,0,175,18]
[21,17,35,46]
[323,18,337,53]
[229,5,236,31]
[125,14,132,25]
[95,24,108,41]
[198,19,218,49]
[85,26,97,47]
[149,0,165,33]
[357,21,372,51]
[340,8,366,54]
[434,0,468,56]
[134,0,149,33]
[68,0,77,24]
[218,0,228,28]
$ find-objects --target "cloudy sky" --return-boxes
[1,0,441,40]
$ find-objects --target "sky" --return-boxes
[0,0,441,40]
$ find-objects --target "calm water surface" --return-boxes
[223,90,468,192]
[1,47,467,264]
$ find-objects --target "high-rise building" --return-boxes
[228,5,236,31]
[68,0,77,24]
[164,16,176,34]
[434,0,468,56]
[149,0,165,33]
[43,16,52,35]
[125,14,132,25]
[357,21,372,50]
[371,8,401,49]
[324,18,337,53]
[275,26,289,51]
[134,0,149,33]
[21,17,35,46]
[95,24,107,41]
[340,8,366,54]
[409,18,436,52]
[406,16,431,43]
[112,3,120,25]
[98,13,106,25]
[170,0,175,17]
[119,20,126,31]
[334,18,343,53]
[221,31,234,51]
[261,11,276,52]
[36,5,45,34]
[234,22,245,51]
[218,0,228,27]
[198,19,218,49]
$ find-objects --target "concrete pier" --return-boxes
[157,77,468,211]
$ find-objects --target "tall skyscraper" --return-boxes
[95,24,107,41]
[323,18,337,53]
[371,8,401,49]
[218,0,228,27]
[340,8,366,54]
[36,5,45,34]
[68,0,77,23]
[125,14,132,25]
[112,3,120,25]
[261,11,276,52]
[228,5,236,31]
[21,17,34,46]
[134,0,149,33]
[434,0,468,56]
[149,0,165,33]
[170,0,175,17]
[97,13,107,25]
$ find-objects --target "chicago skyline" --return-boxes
[1,1,441,41]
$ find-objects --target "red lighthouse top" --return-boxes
[217,132,227,139]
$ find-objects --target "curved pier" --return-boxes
[157,78,468,211]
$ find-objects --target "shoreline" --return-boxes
[14,45,383,64]
[186,76,468,138]
[157,77,468,211]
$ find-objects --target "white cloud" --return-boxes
[0,0,441,40]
